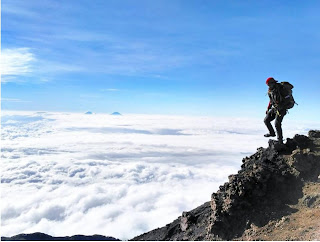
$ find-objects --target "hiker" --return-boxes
[264,77,293,144]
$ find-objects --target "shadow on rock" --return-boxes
[209,141,304,240]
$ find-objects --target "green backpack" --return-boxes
[280,82,296,109]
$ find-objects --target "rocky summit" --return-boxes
[132,130,320,241]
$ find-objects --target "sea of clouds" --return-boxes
[1,111,319,240]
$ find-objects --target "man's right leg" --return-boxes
[275,110,286,144]
[264,110,276,137]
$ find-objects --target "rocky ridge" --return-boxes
[1,232,120,241]
[132,130,320,241]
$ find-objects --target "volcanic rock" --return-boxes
[1,232,120,241]
[131,130,320,241]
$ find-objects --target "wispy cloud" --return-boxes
[1,48,35,78]
[35,60,84,74]
[2,1,221,80]
[1,98,31,103]
[2,1,37,18]
[1,47,85,83]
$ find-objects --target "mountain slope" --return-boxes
[132,130,320,241]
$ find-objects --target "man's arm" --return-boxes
[266,92,273,114]
[266,101,272,114]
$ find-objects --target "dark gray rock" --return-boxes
[268,139,287,151]
[302,195,320,208]
[292,134,311,149]
[309,130,320,139]
[131,202,212,241]
[1,232,120,241]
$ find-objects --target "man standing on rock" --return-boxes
[264,77,288,144]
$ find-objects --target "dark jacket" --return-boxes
[267,83,287,111]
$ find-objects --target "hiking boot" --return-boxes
[264,133,276,137]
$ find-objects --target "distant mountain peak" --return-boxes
[111,112,121,115]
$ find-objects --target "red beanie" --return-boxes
[266,77,277,85]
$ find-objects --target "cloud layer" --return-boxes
[2,111,319,239]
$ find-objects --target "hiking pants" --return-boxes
[264,108,286,141]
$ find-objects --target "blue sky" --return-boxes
[2,0,320,120]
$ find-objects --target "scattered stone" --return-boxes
[180,211,196,231]
[275,216,290,227]
[268,139,287,151]
[289,149,320,181]
[292,134,311,149]
[302,195,320,208]
[309,130,320,139]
